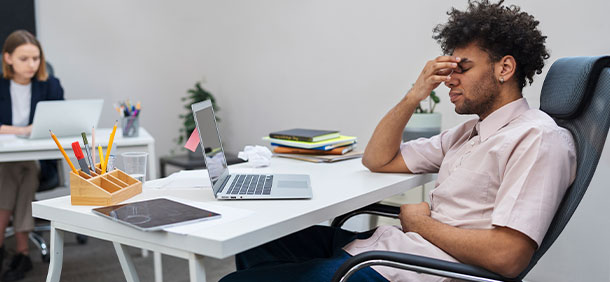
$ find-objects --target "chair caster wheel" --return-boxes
[76,234,88,245]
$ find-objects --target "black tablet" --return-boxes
[92,198,221,231]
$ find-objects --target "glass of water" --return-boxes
[121,152,148,182]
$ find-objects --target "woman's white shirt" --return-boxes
[10,80,32,127]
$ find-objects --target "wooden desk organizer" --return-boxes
[69,163,142,206]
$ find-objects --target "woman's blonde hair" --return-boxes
[2,30,48,81]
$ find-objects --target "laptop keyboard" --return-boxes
[226,174,273,195]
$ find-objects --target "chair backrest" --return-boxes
[518,56,610,279]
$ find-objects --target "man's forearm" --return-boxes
[362,94,420,169]
[363,56,459,171]
[407,215,534,277]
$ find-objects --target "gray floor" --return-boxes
[2,228,236,282]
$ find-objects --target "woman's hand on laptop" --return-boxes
[19,125,33,136]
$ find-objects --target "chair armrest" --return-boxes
[332,251,517,282]
[331,203,400,228]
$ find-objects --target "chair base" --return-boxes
[4,222,87,263]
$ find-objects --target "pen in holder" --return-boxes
[69,163,142,206]
[122,115,139,137]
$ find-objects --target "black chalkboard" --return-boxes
[0,0,36,50]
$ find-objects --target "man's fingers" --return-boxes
[436,68,453,76]
[435,55,461,62]
[427,75,451,84]
[433,62,457,74]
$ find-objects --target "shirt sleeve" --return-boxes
[491,127,576,247]
[400,134,444,173]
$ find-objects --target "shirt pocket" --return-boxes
[431,167,493,219]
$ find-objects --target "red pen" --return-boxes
[72,142,91,175]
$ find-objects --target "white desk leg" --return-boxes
[113,242,141,282]
[188,253,206,282]
[154,251,163,282]
[148,142,157,180]
[46,224,64,282]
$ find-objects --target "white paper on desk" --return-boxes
[0,134,19,143]
[162,196,254,234]
[144,169,211,189]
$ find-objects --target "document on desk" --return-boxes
[0,134,19,143]
[144,169,212,189]
[162,196,254,235]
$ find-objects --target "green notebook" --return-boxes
[263,135,357,149]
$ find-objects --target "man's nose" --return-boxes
[444,75,459,88]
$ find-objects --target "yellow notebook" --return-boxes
[263,135,357,150]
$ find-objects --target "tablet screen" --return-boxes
[92,198,220,231]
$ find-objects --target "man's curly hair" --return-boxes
[432,0,549,89]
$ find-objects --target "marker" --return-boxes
[81,132,95,169]
[71,142,91,175]
[49,130,77,173]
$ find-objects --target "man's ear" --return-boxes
[496,55,516,84]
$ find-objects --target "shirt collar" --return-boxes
[477,98,530,142]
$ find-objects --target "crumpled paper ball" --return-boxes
[238,145,272,167]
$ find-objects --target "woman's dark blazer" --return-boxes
[0,76,64,126]
[0,76,65,189]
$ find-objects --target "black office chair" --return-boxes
[330,55,610,282]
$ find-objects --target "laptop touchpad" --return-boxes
[278,181,309,189]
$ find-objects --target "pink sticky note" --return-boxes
[184,128,200,152]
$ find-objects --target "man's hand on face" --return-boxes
[399,202,431,233]
[408,56,461,102]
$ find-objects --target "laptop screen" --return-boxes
[192,101,229,193]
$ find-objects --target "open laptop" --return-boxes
[192,100,312,200]
[26,99,104,139]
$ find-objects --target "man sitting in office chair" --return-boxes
[221,1,576,281]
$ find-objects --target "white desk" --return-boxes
[33,158,436,282]
[0,127,157,180]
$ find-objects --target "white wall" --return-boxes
[35,0,610,280]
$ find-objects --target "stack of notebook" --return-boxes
[263,128,363,163]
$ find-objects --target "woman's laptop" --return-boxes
[26,99,104,139]
[192,100,312,200]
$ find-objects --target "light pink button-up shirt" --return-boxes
[344,98,577,281]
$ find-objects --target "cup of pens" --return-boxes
[122,115,139,137]
[117,100,141,137]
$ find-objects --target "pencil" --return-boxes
[49,130,77,173]
[91,126,96,164]
[103,120,118,173]
[98,144,105,173]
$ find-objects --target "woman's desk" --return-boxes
[33,158,436,282]
[0,127,157,180]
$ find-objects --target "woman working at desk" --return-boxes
[0,30,64,282]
